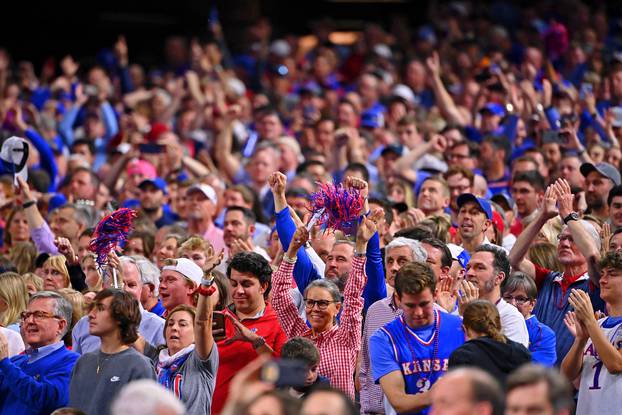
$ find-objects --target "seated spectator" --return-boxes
[506,364,574,415]
[430,367,504,415]
[449,300,531,385]
[280,337,330,398]
[0,272,29,332]
[69,289,156,415]
[111,379,185,415]
[502,273,557,366]
[0,291,79,414]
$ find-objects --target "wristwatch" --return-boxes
[563,212,580,225]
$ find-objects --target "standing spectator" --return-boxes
[222,206,270,263]
[510,171,546,232]
[581,162,621,222]
[506,364,574,415]
[464,245,529,347]
[607,185,622,231]
[502,273,557,366]
[456,194,494,254]
[360,237,427,415]
[159,257,204,313]
[449,300,531,385]
[416,177,450,219]
[212,251,287,413]
[186,183,225,252]
[72,256,165,354]
[138,178,179,228]
[561,251,622,413]
[143,254,220,414]
[272,213,379,399]
[370,261,465,414]
[69,289,156,415]
[0,291,79,414]
[510,179,604,364]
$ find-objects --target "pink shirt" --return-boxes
[203,224,225,252]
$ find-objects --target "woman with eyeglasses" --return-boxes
[501,272,557,367]
[271,210,381,399]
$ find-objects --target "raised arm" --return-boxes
[393,135,446,180]
[195,250,224,360]
[555,179,601,284]
[270,226,311,338]
[426,52,468,126]
[214,107,242,181]
[509,184,558,278]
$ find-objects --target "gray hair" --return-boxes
[385,237,428,263]
[51,203,97,228]
[561,220,601,251]
[304,279,342,303]
[124,255,161,296]
[111,379,186,415]
[29,291,73,337]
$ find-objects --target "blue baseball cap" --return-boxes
[457,193,493,220]
[138,177,167,194]
[360,109,385,129]
[479,102,505,117]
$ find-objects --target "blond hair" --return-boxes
[8,241,37,274]
[43,255,72,289]
[22,272,44,293]
[0,272,29,327]
[179,236,214,258]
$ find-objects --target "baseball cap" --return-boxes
[492,210,505,234]
[457,193,493,220]
[360,109,385,129]
[187,183,218,204]
[138,177,168,194]
[580,162,622,186]
[391,84,416,105]
[127,159,157,179]
[447,243,470,269]
[491,193,515,211]
[479,103,505,117]
[381,144,404,157]
[162,258,203,285]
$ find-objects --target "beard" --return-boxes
[142,205,160,214]
[327,272,349,292]
[586,193,605,211]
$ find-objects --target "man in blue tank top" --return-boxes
[370,261,465,415]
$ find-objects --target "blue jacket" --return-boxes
[275,207,386,311]
[0,346,79,415]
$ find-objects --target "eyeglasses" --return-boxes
[20,311,61,322]
[304,299,337,310]
[502,295,531,305]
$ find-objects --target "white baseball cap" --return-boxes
[187,183,218,204]
[162,258,204,285]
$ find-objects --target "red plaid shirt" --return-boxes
[271,256,367,399]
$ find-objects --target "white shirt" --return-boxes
[497,298,529,348]
[1,326,25,357]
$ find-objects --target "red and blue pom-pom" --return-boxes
[310,182,364,235]
[89,208,137,269]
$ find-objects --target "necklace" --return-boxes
[401,309,441,383]
[96,353,111,374]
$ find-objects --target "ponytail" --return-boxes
[463,300,506,343]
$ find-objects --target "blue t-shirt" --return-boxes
[525,315,557,367]
[370,310,464,415]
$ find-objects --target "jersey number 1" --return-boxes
[589,361,604,390]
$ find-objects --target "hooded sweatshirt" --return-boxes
[448,336,531,385]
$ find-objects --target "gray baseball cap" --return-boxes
[580,162,621,186]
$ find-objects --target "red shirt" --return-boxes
[211,303,286,414]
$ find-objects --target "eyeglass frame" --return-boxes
[20,310,62,322]
[303,298,338,310]
[502,294,532,306]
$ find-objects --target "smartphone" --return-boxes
[84,85,99,96]
[260,359,309,388]
[542,130,560,144]
[212,311,226,342]
[139,143,165,154]
[580,83,593,100]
